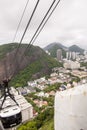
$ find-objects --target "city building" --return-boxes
[66,51,78,60]
[27,81,37,87]
[71,70,87,78]
[57,49,62,61]
[66,51,72,60]
[63,60,80,70]
[71,51,76,60]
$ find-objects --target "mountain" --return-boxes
[44,42,67,50]
[0,43,62,86]
[69,45,84,53]
[44,43,66,58]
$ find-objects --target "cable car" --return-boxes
[0,105,22,128]
[0,79,22,129]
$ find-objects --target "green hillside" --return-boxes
[39,119,54,130]
[0,43,31,59]
[69,45,84,53]
[44,42,67,50]
[0,43,18,59]
[0,43,62,87]
[11,54,62,87]
[17,108,54,130]
[44,44,66,58]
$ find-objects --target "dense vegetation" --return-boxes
[69,45,84,53]
[44,42,67,50]
[17,108,54,130]
[44,43,84,58]
[0,43,18,59]
[44,83,61,92]
[47,44,66,58]
[17,82,62,130]
[0,43,62,86]
[39,119,54,130]
[81,62,87,68]
[10,56,62,87]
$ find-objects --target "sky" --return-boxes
[0,0,87,49]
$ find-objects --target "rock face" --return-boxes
[0,44,46,81]
[55,84,87,130]
[0,48,27,80]
[0,43,60,82]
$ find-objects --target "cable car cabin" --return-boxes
[0,79,22,129]
[0,105,22,128]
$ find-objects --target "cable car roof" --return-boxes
[0,105,21,117]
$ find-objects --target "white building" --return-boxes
[15,94,33,122]
[34,77,46,84]
[66,51,77,60]
[28,81,37,87]
[55,83,87,130]
[64,60,80,70]
[50,72,58,77]
[57,49,62,61]
[66,52,72,60]
[71,52,76,60]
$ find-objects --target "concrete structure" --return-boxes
[71,70,87,78]
[50,72,58,77]
[15,95,33,122]
[0,87,33,130]
[34,77,46,84]
[66,51,77,60]
[64,60,80,70]
[55,83,87,130]
[71,52,76,60]
[16,87,28,95]
[66,51,71,60]
[27,81,37,87]
[57,49,62,61]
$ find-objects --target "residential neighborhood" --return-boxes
[16,59,87,118]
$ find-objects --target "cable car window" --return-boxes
[1,112,22,128]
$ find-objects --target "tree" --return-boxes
[18,125,27,130]
[26,121,37,130]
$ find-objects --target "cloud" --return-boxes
[0,0,87,49]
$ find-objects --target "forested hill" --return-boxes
[0,43,62,86]
[44,43,85,58]
[68,45,84,53]
[44,43,67,58]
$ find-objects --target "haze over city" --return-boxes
[0,0,87,49]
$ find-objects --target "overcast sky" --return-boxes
[0,0,87,49]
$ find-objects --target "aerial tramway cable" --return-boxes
[4,0,30,80]
[0,0,41,129]
[14,0,40,58]
[0,58,22,129]
[12,0,61,75]
[17,0,57,58]
[30,0,61,46]
[23,0,61,57]
[12,0,30,43]
[0,0,62,129]
[0,0,32,128]
[2,0,61,81]
[22,0,57,54]
[21,0,61,73]
[11,0,40,78]
[11,0,57,78]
